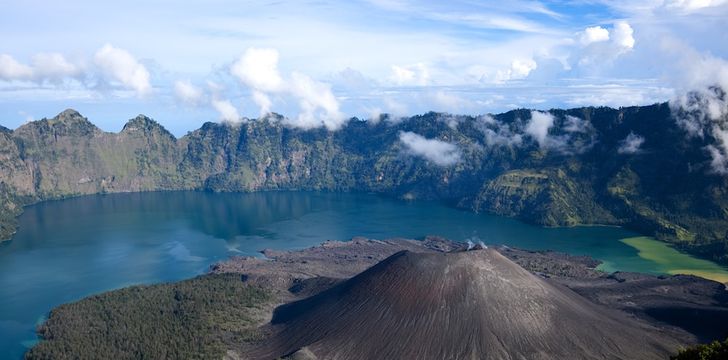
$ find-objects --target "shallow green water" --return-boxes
[1,191,727,359]
[597,236,728,283]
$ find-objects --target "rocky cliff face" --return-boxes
[1,105,728,264]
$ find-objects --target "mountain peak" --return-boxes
[121,114,175,139]
[250,249,679,359]
[54,109,84,121]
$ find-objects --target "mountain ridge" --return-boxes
[2,102,728,265]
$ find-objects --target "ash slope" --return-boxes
[249,249,680,360]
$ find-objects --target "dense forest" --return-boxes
[24,274,273,359]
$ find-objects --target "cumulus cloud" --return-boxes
[174,80,204,105]
[0,53,80,83]
[618,132,645,154]
[31,53,81,82]
[390,63,430,86]
[580,26,610,45]
[288,72,345,130]
[494,58,537,83]
[230,48,284,92]
[611,21,635,50]
[399,131,461,166]
[575,21,635,67]
[211,98,240,122]
[0,54,34,81]
[94,44,151,95]
[230,48,345,129]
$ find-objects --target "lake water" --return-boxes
[1,191,728,359]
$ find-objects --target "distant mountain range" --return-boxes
[2,97,728,265]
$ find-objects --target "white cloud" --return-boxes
[252,90,272,116]
[612,21,635,51]
[228,48,345,129]
[525,110,555,147]
[580,26,610,45]
[211,98,240,122]
[475,115,524,147]
[564,115,591,133]
[618,132,645,154]
[493,58,538,83]
[665,37,728,173]
[31,53,81,81]
[664,0,728,12]
[0,53,80,83]
[574,21,635,67]
[230,48,284,92]
[399,131,461,166]
[390,63,430,86]
[287,72,346,130]
[94,44,151,95]
[0,54,34,81]
[174,80,204,105]
[430,90,473,113]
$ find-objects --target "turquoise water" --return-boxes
[1,191,726,359]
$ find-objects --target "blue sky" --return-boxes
[0,0,727,135]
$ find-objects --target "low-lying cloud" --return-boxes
[525,111,554,147]
[399,131,461,166]
[667,38,728,173]
[475,111,595,153]
[211,98,240,122]
[475,115,523,147]
[618,132,645,154]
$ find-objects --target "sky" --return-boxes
[0,0,727,136]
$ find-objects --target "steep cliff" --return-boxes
[1,104,728,264]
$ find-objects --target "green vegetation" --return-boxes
[25,273,274,360]
[671,338,728,360]
[3,104,728,265]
